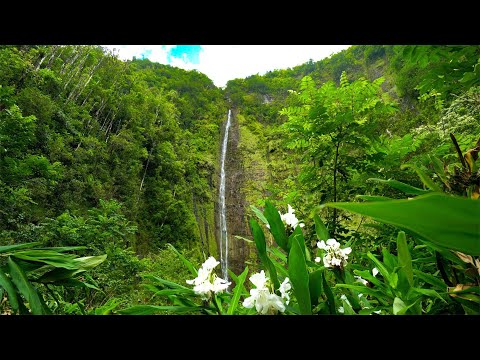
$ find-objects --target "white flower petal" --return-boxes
[372,267,379,277]
[243,296,255,309]
[317,240,327,249]
[342,247,352,255]
[314,257,321,263]
[250,270,268,289]
[203,256,220,271]
[326,238,339,247]
[354,276,368,286]
[338,306,344,314]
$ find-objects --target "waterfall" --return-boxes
[219,109,231,280]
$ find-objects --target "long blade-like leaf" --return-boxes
[264,201,288,251]
[250,205,269,225]
[118,305,205,315]
[166,243,197,276]
[367,178,431,195]
[227,266,249,315]
[0,267,20,313]
[401,164,442,192]
[314,214,330,241]
[250,218,279,290]
[288,236,311,314]
[0,242,41,254]
[397,231,413,296]
[8,257,44,314]
[327,193,480,256]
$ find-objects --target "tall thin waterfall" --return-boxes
[219,109,231,280]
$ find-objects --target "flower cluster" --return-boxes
[315,238,352,268]
[280,204,305,229]
[267,204,305,230]
[186,256,231,300]
[243,271,291,314]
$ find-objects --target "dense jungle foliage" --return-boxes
[0,45,478,315]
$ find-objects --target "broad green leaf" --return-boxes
[335,284,390,306]
[309,270,323,306]
[356,195,394,202]
[167,243,197,276]
[288,236,311,314]
[0,242,41,254]
[322,274,336,314]
[327,193,480,256]
[429,155,449,188]
[54,278,100,290]
[214,295,224,315]
[228,266,249,315]
[151,289,196,297]
[37,268,85,283]
[250,205,269,225]
[36,246,88,252]
[8,257,44,314]
[234,235,254,243]
[74,254,107,269]
[250,218,279,290]
[0,267,20,313]
[269,256,289,278]
[314,214,330,241]
[397,231,413,296]
[401,164,442,192]
[288,225,307,259]
[367,252,391,281]
[413,269,447,290]
[264,201,288,251]
[367,178,431,195]
[340,297,356,315]
[409,287,447,303]
[353,269,386,289]
[13,250,78,269]
[267,246,287,263]
[118,305,205,315]
[343,270,361,309]
[393,297,407,315]
[143,275,191,290]
[381,248,397,272]
[228,269,239,285]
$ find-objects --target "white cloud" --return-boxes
[103,45,351,87]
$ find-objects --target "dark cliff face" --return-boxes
[215,109,250,276]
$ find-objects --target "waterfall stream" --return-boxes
[219,109,231,280]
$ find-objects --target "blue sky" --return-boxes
[103,45,351,88]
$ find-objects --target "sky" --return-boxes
[102,45,351,88]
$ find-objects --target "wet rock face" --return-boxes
[215,109,250,276]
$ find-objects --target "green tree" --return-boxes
[280,72,397,234]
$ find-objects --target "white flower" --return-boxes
[279,277,292,305]
[314,257,321,263]
[203,256,220,271]
[373,310,381,314]
[354,276,368,286]
[358,293,364,298]
[212,277,230,293]
[279,204,305,229]
[249,270,268,289]
[242,271,287,314]
[338,306,345,314]
[186,256,231,300]
[372,267,379,277]
[316,238,352,269]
